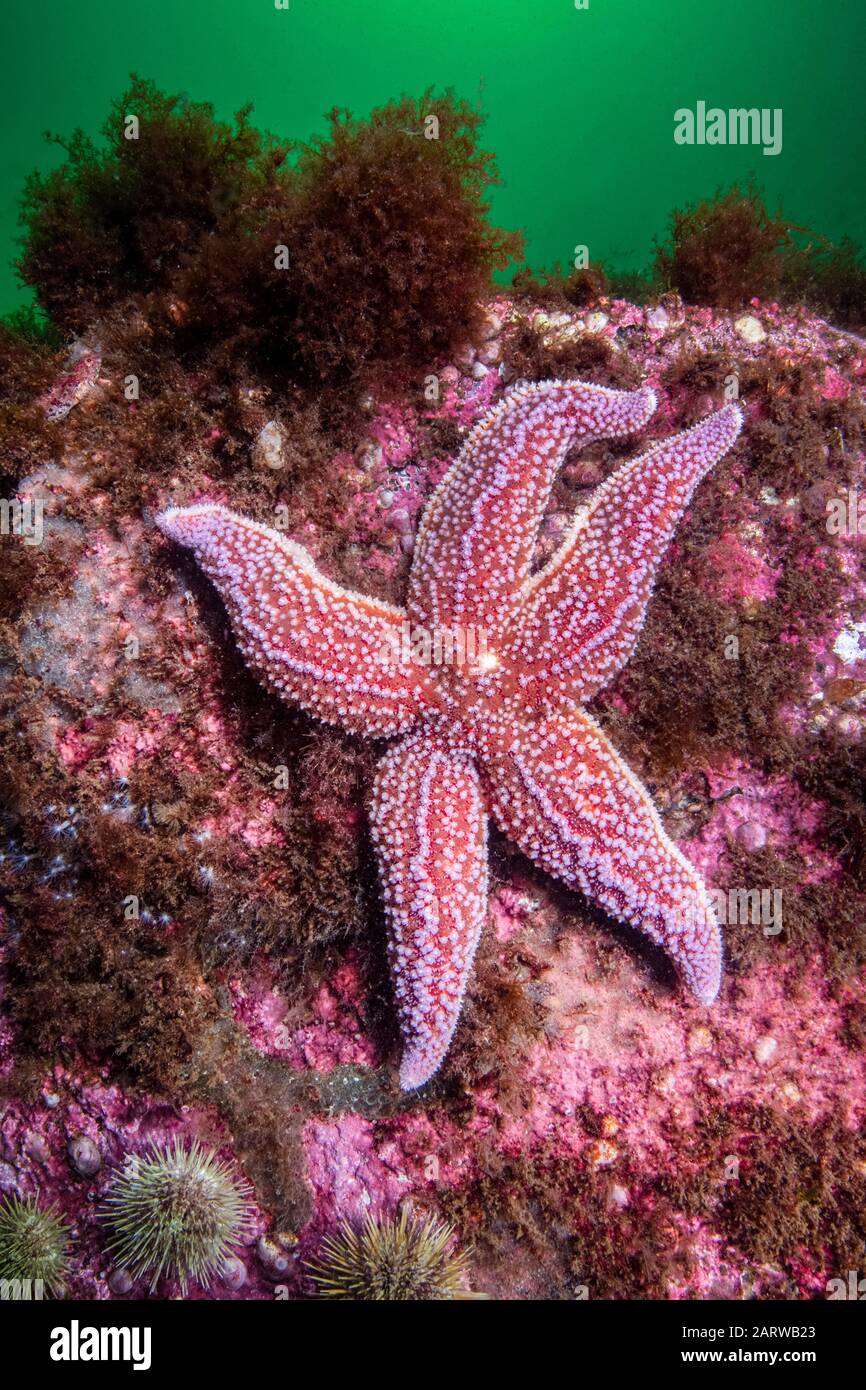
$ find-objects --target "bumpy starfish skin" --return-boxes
[478,708,722,1008]
[371,733,488,1090]
[153,506,437,736]
[157,381,742,1090]
[504,408,748,704]
[408,381,658,648]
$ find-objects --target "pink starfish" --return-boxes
[156,381,742,1090]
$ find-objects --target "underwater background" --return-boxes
[2,0,865,315]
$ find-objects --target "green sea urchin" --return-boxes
[100,1139,253,1294]
[0,1194,71,1296]
[307,1211,478,1301]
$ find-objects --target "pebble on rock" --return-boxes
[734,314,767,344]
[220,1255,248,1290]
[68,1133,102,1178]
[253,420,286,472]
[754,1035,777,1065]
[256,1234,292,1280]
[108,1268,135,1296]
[735,821,767,852]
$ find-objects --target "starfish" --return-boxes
[156,380,742,1090]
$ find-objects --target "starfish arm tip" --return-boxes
[716,401,744,443]
[155,502,223,546]
[398,1050,441,1092]
[682,922,723,1006]
[154,505,181,538]
[690,968,722,1007]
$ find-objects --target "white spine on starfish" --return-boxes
[408,380,657,648]
[480,707,722,1005]
[507,404,743,704]
[155,503,435,736]
[371,733,488,1090]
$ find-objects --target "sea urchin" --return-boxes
[100,1139,253,1294]
[307,1211,478,1300]
[0,1193,71,1297]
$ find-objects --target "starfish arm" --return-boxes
[479,708,722,1004]
[407,380,657,649]
[370,731,488,1090]
[156,504,437,736]
[505,404,743,705]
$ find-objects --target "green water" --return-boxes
[1,0,864,316]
